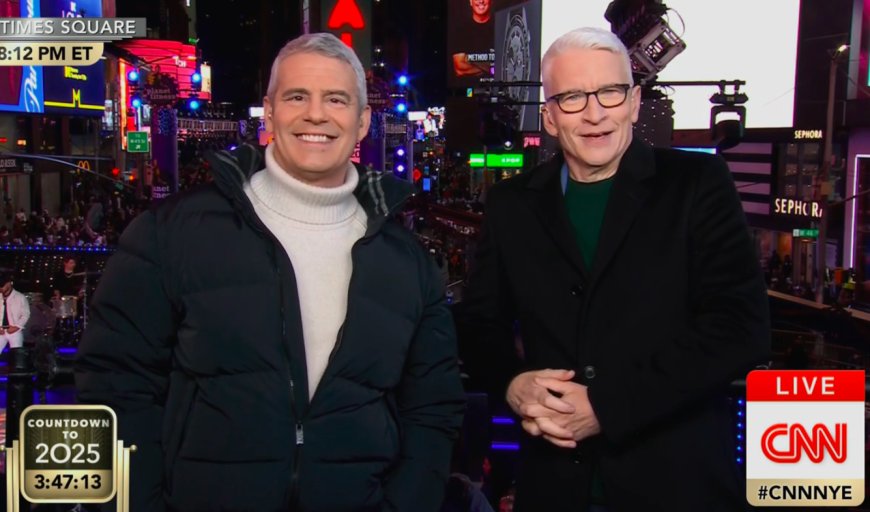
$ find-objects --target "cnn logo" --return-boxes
[761,423,847,464]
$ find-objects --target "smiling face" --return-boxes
[542,47,640,181]
[263,52,371,187]
[470,0,490,23]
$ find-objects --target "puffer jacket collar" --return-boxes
[205,143,414,236]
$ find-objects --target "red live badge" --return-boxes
[746,370,865,507]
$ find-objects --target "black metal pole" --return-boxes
[6,346,34,509]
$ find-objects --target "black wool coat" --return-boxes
[459,139,770,512]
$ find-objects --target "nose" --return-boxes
[582,94,607,124]
[304,97,327,123]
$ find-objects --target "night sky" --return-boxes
[193,0,448,111]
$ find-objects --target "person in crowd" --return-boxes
[0,271,30,354]
[51,256,84,300]
[75,32,464,511]
[457,27,770,511]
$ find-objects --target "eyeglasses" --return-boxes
[546,84,632,114]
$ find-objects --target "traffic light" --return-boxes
[130,94,142,109]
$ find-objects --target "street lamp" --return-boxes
[815,43,849,304]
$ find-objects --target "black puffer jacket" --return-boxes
[75,145,466,512]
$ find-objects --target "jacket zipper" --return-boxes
[289,377,303,508]
[308,237,368,405]
[275,256,305,509]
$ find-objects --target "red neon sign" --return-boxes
[327,0,364,29]
[327,0,366,48]
[761,423,847,463]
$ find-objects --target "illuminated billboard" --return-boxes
[42,0,105,116]
[447,0,496,87]
[0,0,45,113]
[120,39,210,102]
[494,0,541,131]
[0,0,108,115]
[321,0,371,68]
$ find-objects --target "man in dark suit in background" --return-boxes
[458,26,770,511]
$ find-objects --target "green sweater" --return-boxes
[564,175,614,270]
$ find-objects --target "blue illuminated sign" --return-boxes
[41,0,105,116]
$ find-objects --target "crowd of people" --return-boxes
[765,248,862,309]
[0,199,134,248]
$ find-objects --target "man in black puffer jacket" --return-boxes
[75,33,465,512]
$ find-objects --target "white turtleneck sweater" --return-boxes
[244,145,368,399]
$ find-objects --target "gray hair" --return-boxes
[542,27,634,87]
[266,33,367,110]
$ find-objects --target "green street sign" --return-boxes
[468,153,524,168]
[487,153,523,168]
[127,131,150,153]
[792,229,819,238]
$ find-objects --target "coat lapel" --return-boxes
[589,139,656,285]
[524,157,588,277]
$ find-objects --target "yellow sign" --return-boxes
[2,405,136,512]
[44,88,104,111]
[63,66,87,81]
[794,129,823,140]
[0,42,102,66]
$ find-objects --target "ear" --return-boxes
[357,105,372,142]
[541,107,558,137]
[263,95,274,133]
[629,85,641,124]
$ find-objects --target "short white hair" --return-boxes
[542,27,634,88]
[266,33,367,110]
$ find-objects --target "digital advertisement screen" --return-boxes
[540,0,800,130]
[447,0,496,87]
[493,0,541,132]
[0,0,45,113]
[41,0,105,116]
[0,0,105,115]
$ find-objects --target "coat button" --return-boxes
[570,284,583,296]
[583,365,596,380]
